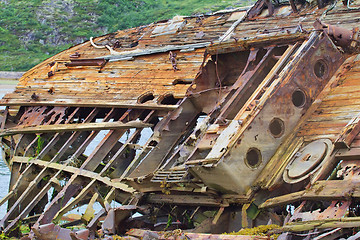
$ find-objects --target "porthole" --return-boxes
[158,93,179,105]
[245,148,262,168]
[292,89,306,108]
[314,59,328,79]
[138,92,154,104]
[269,118,285,138]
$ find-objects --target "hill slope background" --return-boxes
[0,0,251,72]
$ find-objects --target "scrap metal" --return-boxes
[0,0,360,239]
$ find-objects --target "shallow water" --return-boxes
[0,84,15,218]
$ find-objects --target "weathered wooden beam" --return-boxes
[281,216,360,232]
[126,228,270,240]
[0,99,179,110]
[259,190,307,209]
[0,120,153,137]
[147,193,222,207]
[65,58,107,67]
[218,8,249,42]
[208,33,307,55]
[259,180,360,209]
[101,42,211,61]
[335,147,360,160]
[12,156,135,193]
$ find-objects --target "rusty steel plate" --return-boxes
[283,139,333,183]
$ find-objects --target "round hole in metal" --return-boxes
[314,59,328,79]
[269,118,285,138]
[292,89,306,108]
[138,92,154,104]
[246,148,262,168]
[158,93,179,105]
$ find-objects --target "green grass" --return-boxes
[0,0,251,72]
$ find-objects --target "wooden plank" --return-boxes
[297,121,347,137]
[320,98,360,108]
[0,120,153,137]
[334,113,360,149]
[185,158,218,166]
[281,216,360,232]
[127,228,270,240]
[316,105,360,115]
[0,99,178,110]
[303,134,338,142]
[306,112,358,123]
[208,32,307,55]
[260,180,360,209]
[335,147,360,160]
[1,88,187,99]
[350,138,360,148]
[12,156,134,193]
[102,42,211,61]
[147,193,222,207]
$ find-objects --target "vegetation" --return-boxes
[0,0,251,72]
[226,224,280,238]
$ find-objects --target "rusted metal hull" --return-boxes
[1,0,360,239]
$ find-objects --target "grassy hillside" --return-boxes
[0,0,251,72]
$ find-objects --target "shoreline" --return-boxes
[0,71,24,85]
[0,71,25,80]
[0,81,18,87]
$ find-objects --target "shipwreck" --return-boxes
[0,0,360,239]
